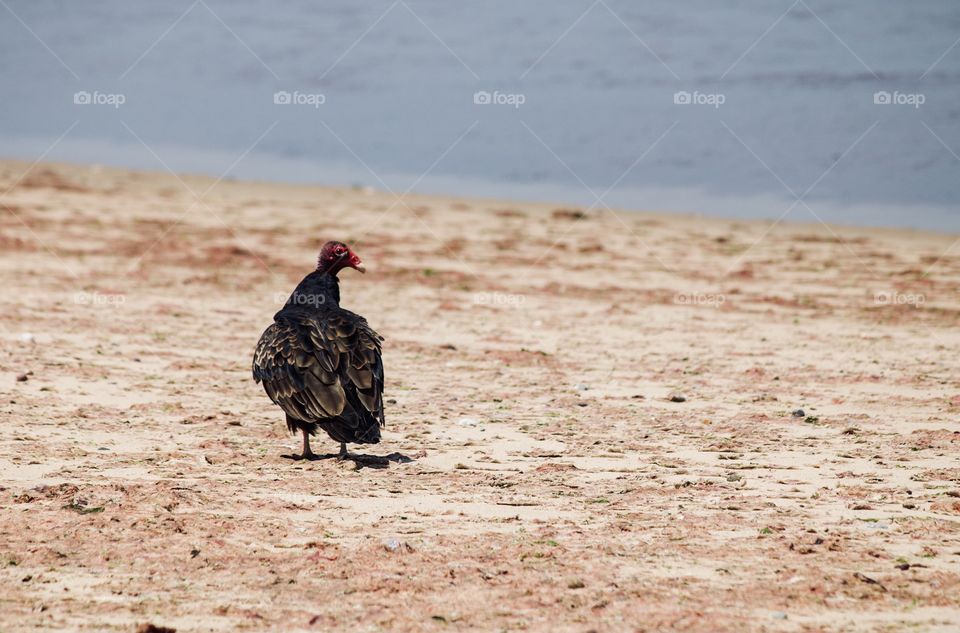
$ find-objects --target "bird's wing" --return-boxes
[252,312,384,426]
[335,311,385,427]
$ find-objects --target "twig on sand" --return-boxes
[853,572,887,592]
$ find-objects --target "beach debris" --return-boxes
[383,538,413,553]
[136,625,176,633]
[792,409,806,418]
[552,209,587,220]
[853,572,887,592]
[574,383,589,391]
[456,417,480,427]
[63,499,104,514]
[668,392,687,403]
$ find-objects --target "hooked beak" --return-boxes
[349,254,366,273]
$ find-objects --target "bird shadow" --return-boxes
[281,451,414,469]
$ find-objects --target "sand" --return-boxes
[0,160,958,632]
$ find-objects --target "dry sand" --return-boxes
[0,160,958,632]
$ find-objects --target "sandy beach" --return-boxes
[1,160,958,632]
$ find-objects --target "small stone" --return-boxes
[792,409,806,418]
[456,417,479,427]
[574,383,589,391]
[567,578,585,589]
[16,374,28,382]
[771,612,787,620]
[383,538,412,553]
[668,393,686,403]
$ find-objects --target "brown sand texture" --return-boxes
[0,161,958,632]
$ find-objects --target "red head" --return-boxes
[316,241,365,275]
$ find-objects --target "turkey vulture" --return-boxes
[252,241,384,460]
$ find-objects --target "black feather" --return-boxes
[253,268,384,446]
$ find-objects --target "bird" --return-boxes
[252,241,384,460]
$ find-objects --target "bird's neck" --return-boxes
[279,270,340,314]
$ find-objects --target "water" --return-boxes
[1,0,958,231]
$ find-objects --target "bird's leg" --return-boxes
[337,442,348,460]
[301,429,316,460]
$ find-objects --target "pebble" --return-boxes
[383,538,402,552]
[16,374,28,382]
[668,393,686,403]
[771,612,788,620]
[456,417,480,427]
[19,333,34,343]
[792,409,806,418]
[383,538,413,553]
[574,383,589,391]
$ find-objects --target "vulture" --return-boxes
[252,241,384,460]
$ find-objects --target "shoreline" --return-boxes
[1,142,957,234]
